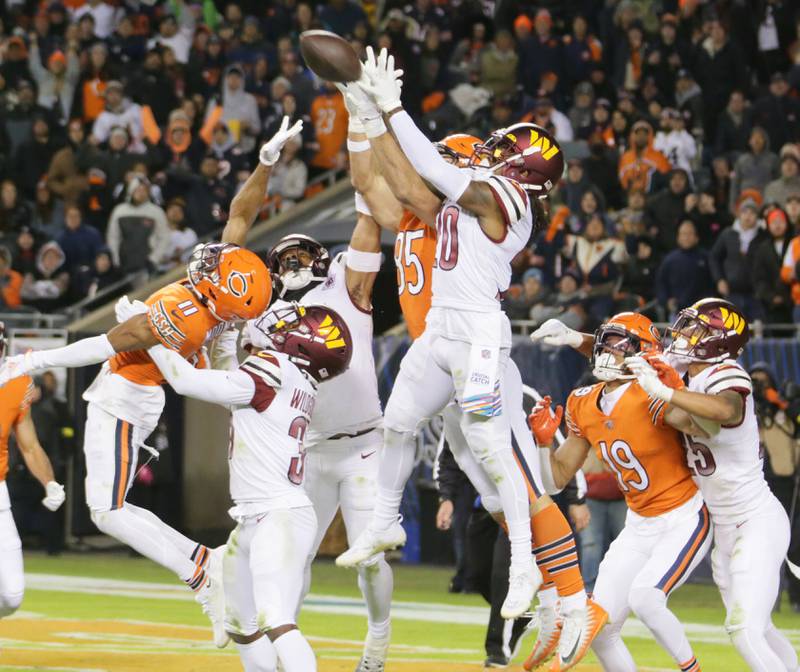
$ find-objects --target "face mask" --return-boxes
[592,351,633,381]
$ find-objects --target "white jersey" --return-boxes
[684,360,774,525]
[245,254,382,446]
[427,173,533,348]
[228,350,316,516]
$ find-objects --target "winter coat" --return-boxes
[27,43,80,123]
[656,246,713,309]
[752,235,792,322]
[710,222,769,294]
[106,200,170,273]
[731,147,780,212]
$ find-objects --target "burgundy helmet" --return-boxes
[258,303,352,382]
[471,123,565,196]
[266,234,330,292]
[666,298,750,364]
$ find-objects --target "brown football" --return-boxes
[299,30,362,83]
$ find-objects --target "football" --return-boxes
[299,30,362,83]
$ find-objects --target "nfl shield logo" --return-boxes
[605,420,614,430]
[481,349,491,359]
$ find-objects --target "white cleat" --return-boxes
[501,560,541,619]
[355,627,391,672]
[336,521,406,568]
[196,545,229,649]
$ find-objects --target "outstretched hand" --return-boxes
[259,116,304,166]
[528,395,563,446]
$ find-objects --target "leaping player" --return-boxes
[530,313,708,672]
[0,117,303,646]
[0,322,65,619]
[148,305,352,672]
[626,299,799,672]
[337,72,605,668]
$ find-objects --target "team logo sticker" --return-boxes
[227,271,249,297]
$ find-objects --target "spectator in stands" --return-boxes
[584,133,623,209]
[15,116,59,199]
[711,198,768,320]
[715,90,753,160]
[613,21,646,92]
[645,168,691,251]
[524,97,573,142]
[106,176,170,275]
[530,269,588,331]
[478,30,518,99]
[308,84,347,175]
[752,72,800,151]
[129,47,180,128]
[786,194,800,231]
[563,159,592,213]
[568,82,595,140]
[30,181,65,239]
[562,14,602,87]
[656,219,713,318]
[621,231,658,302]
[267,135,308,211]
[0,180,33,242]
[168,154,233,237]
[730,127,780,213]
[12,228,39,277]
[76,43,111,125]
[753,206,793,324]
[568,188,609,234]
[148,14,192,64]
[107,13,147,68]
[673,69,703,137]
[518,9,562,93]
[20,240,70,312]
[91,81,144,151]
[654,109,697,181]
[764,154,800,208]
[27,33,80,127]
[72,248,122,302]
[74,0,120,40]
[685,188,733,249]
[614,189,647,235]
[279,52,314,114]
[693,19,747,140]
[503,268,549,320]
[318,0,367,37]
[212,65,260,153]
[48,119,89,206]
[618,119,671,193]
[0,246,23,310]
[57,205,103,271]
[156,198,197,272]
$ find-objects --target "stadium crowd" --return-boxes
[0,0,796,325]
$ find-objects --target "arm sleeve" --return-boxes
[27,334,116,371]
[388,110,471,202]
[148,344,255,406]
[27,43,46,83]
[209,328,240,372]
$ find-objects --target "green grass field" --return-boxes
[0,552,797,671]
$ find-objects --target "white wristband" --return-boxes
[354,192,372,216]
[347,138,371,153]
[346,247,382,272]
[363,115,387,139]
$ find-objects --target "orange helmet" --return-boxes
[187,243,272,322]
[435,134,481,167]
[592,312,661,381]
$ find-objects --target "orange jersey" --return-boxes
[310,92,347,169]
[394,210,437,340]
[566,382,697,517]
[0,376,33,481]
[109,281,220,386]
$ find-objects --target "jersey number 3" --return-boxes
[287,416,308,485]
[434,206,459,271]
[395,229,425,296]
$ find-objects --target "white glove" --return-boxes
[530,319,583,348]
[42,481,65,512]
[114,295,148,324]
[625,357,674,403]
[335,82,378,134]
[259,115,304,166]
[360,46,403,114]
[0,352,34,388]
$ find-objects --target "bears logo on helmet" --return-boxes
[472,123,564,196]
[592,312,661,381]
[187,243,271,322]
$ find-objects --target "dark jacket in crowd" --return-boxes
[752,235,793,323]
[710,225,769,294]
[57,223,104,270]
[656,245,713,309]
[751,93,800,151]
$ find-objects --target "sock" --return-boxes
[765,622,799,671]
[191,543,211,569]
[629,587,694,665]
[272,629,316,672]
[372,428,416,530]
[125,503,200,559]
[679,655,701,672]
[185,565,207,591]
[236,636,277,672]
[591,620,637,672]
[537,585,558,609]
[532,503,585,601]
[357,556,393,630]
[90,507,199,583]
[731,627,790,672]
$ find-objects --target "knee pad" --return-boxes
[383,401,422,434]
[0,590,23,617]
[628,587,666,623]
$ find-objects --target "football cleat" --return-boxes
[483,652,510,668]
[336,521,406,568]
[523,604,562,670]
[355,627,390,672]
[196,546,229,649]
[550,598,608,671]
[501,560,541,620]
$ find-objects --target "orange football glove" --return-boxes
[528,396,564,446]
[643,353,685,390]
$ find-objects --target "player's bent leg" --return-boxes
[722,499,793,672]
[125,502,209,563]
[0,503,24,618]
[231,632,277,672]
[765,623,799,672]
[268,625,316,672]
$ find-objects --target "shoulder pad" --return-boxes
[240,351,282,388]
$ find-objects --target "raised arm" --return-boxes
[528,396,591,489]
[222,116,303,245]
[148,344,255,406]
[345,209,382,311]
[530,319,594,358]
